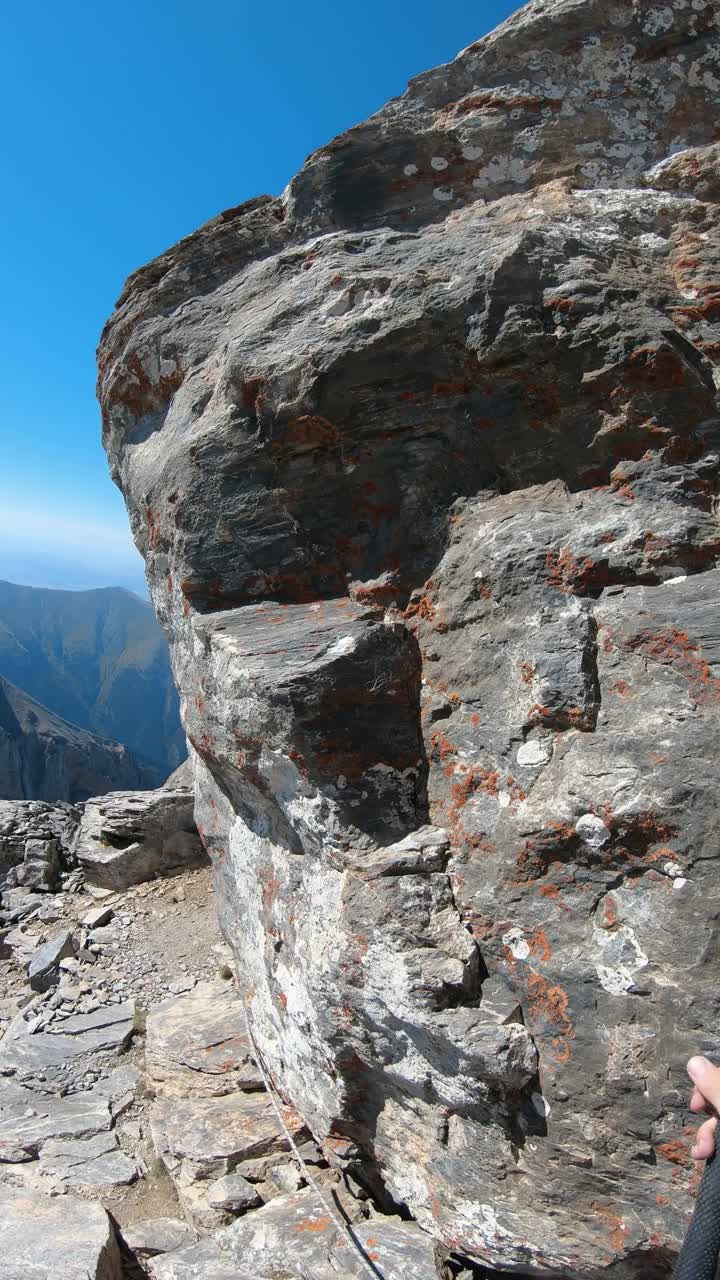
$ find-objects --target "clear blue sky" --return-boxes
[0,0,518,593]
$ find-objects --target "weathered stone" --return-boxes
[150,1092,307,1227]
[120,1218,197,1259]
[205,1171,261,1212]
[145,981,262,1097]
[39,1130,137,1186]
[0,999,134,1083]
[98,0,720,1273]
[0,1188,121,1279]
[147,1189,439,1279]
[83,904,115,928]
[0,1080,113,1161]
[76,788,207,889]
[26,929,75,991]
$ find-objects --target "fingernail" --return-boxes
[688,1056,712,1079]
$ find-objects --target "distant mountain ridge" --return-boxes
[0,674,162,802]
[0,580,184,773]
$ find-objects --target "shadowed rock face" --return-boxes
[98,1,720,1273]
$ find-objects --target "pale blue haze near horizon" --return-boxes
[1,0,519,594]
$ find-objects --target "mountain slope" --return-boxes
[0,580,184,772]
[0,675,162,802]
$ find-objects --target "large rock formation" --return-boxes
[97,1,720,1273]
[0,579,185,773]
[0,675,162,802]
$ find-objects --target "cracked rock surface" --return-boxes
[98,0,720,1273]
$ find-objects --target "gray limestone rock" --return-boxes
[27,929,75,991]
[205,1171,261,1211]
[145,981,262,1098]
[39,1130,137,1186]
[76,788,207,889]
[0,1080,113,1161]
[120,1218,197,1259]
[150,1091,308,1227]
[0,798,78,891]
[0,1188,122,1280]
[98,0,720,1273]
[147,1189,439,1279]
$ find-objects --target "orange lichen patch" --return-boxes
[506,776,527,803]
[519,661,535,685]
[145,508,162,551]
[609,679,632,698]
[525,974,573,1062]
[545,548,606,594]
[626,626,720,706]
[403,594,437,624]
[599,894,619,931]
[626,344,696,389]
[673,288,720,324]
[477,582,492,599]
[430,731,457,765]
[591,1203,630,1254]
[656,1139,691,1168]
[470,712,480,727]
[295,1216,332,1233]
[527,926,552,961]
[648,751,668,765]
[259,867,281,911]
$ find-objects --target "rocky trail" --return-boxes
[0,791,486,1279]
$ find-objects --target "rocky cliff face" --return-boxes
[0,676,162,803]
[98,1,720,1273]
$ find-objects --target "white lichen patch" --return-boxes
[575,813,611,848]
[433,186,454,202]
[403,163,418,176]
[594,923,649,995]
[502,927,530,961]
[430,156,449,170]
[517,738,552,767]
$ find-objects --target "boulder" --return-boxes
[76,788,207,889]
[98,0,720,1272]
[0,1188,121,1280]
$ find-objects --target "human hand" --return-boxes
[688,1056,720,1161]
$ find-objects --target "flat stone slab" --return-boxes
[151,1091,308,1228]
[0,1000,135,1079]
[145,982,262,1097]
[148,1189,439,1279]
[40,1131,137,1187]
[0,1188,122,1280]
[151,1091,307,1170]
[0,1081,112,1161]
[121,1218,197,1259]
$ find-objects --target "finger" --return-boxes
[690,1086,716,1114]
[691,1114,717,1161]
[687,1057,720,1112]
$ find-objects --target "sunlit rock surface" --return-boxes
[98,1,720,1272]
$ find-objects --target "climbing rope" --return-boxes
[239,996,385,1279]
